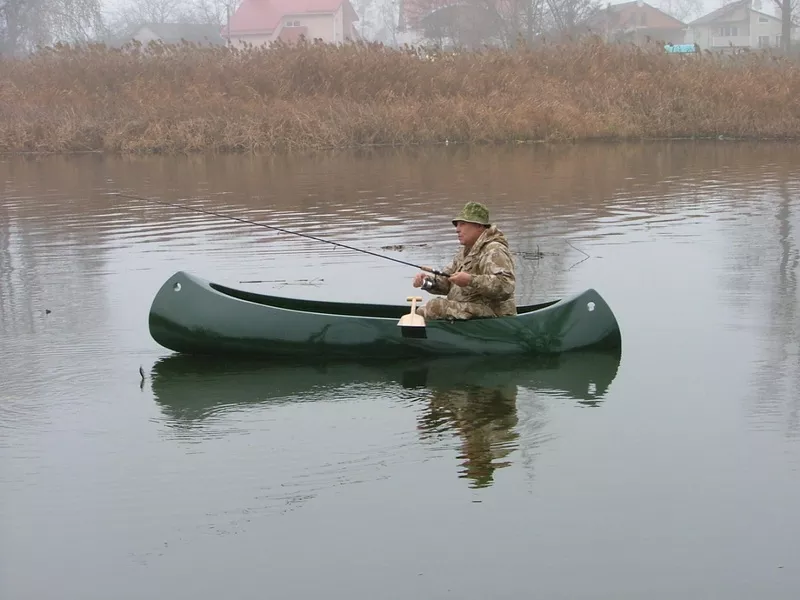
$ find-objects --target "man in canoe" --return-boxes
[412,201,516,320]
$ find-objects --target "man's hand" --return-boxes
[448,272,472,287]
[413,269,431,288]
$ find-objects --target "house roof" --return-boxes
[688,0,750,25]
[588,1,686,28]
[225,0,358,36]
[605,1,661,11]
[135,23,226,45]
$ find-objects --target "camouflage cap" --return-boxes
[452,201,491,226]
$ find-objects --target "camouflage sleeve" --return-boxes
[467,243,515,300]
[426,256,457,296]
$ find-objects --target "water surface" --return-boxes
[1,141,799,599]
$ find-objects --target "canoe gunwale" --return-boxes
[208,281,559,319]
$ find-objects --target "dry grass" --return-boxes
[1,38,799,154]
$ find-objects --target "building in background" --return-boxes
[584,1,687,45]
[112,23,227,47]
[686,0,794,51]
[223,0,360,47]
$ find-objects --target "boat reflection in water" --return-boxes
[150,349,621,488]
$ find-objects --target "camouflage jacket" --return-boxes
[426,225,516,316]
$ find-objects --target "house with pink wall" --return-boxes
[222,0,360,47]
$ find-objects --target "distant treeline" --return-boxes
[1,38,799,154]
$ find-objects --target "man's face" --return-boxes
[454,221,486,248]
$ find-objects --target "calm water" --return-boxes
[1,141,799,599]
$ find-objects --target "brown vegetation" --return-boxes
[1,38,799,154]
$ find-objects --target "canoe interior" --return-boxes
[209,282,559,318]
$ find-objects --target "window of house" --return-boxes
[285,20,300,27]
[758,35,770,47]
[777,35,782,46]
[640,13,646,25]
[718,26,738,36]
[758,17,768,23]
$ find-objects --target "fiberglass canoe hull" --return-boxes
[148,271,621,357]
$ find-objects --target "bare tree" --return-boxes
[544,0,598,32]
[351,0,374,37]
[494,0,602,44]
[410,0,563,48]
[511,0,547,42]
[656,0,704,22]
[409,0,505,48]
[1,0,104,55]
[186,0,242,27]
[102,0,243,41]
[772,0,798,52]
[105,0,195,34]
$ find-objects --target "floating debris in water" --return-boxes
[239,278,324,287]
[515,250,547,260]
[379,244,430,252]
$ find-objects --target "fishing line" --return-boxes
[111,192,447,276]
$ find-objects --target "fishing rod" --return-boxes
[111,192,447,277]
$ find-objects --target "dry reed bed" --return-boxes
[1,39,799,154]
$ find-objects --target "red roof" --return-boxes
[225,0,358,36]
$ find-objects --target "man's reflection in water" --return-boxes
[416,384,519,489]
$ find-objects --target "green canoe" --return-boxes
[148,271,622,357]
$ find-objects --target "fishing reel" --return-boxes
[421,277,435,291]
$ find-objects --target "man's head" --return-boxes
[452,201,490,248]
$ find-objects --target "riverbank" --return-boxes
[1,39,799,154]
